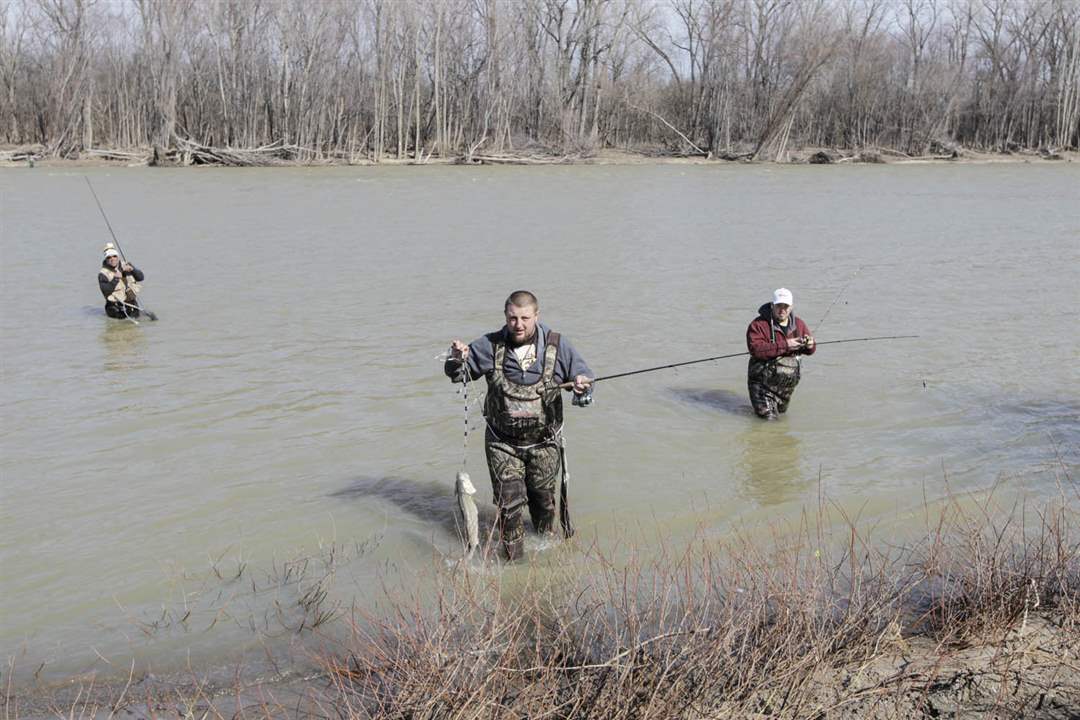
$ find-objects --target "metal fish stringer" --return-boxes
[455,368,480,555]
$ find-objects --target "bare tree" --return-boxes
[5,0,1077,160]
[135,0,192,158]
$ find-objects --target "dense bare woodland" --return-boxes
[1,0,1078,162]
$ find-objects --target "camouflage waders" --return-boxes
[485,438,562,560]
[748,319,802,419]
[484,333,564,560]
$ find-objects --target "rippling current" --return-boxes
[1,163,1078,683]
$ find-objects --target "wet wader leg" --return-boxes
[748,380,779,420]
[523,443,560,535]
[769,359,800,416]
[105,301,126,319]
[769,373,798,415]
[485,438,527,560]
[776,388,794,414]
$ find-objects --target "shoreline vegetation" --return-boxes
[3,0,1077,169]
[2,143,1076,168]
[8,485,1078,719]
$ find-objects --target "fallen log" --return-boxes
[873,146,913,158]
[715,151,754,161]
[467,154,580,165]
[85,148,150,163]
[0,150,43,163]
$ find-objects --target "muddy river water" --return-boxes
[1,163,1077,683]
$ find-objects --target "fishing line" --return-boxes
[813,265,863,334]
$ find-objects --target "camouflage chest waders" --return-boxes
[99,266,142,319]
[748,320,802,420]
[484,333,564,560]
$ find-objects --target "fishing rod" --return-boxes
[557,335,919,389]
[85,176,158,321]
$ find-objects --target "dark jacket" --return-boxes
[746,303,816,360]
[445,323,593,387]
[98,261,144,300]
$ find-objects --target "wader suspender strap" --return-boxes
[542,331,574,539]
[543,332,561,384]
[542,331,563,439]
[493,342,506,381]
[491,332,561,391]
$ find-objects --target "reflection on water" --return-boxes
[670,386,753,416]
[333,475,498,537]
[736,421,804,505]
[101,317,147,372]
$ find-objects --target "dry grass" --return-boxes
[7,483,1078,719]
[313,487,1079,719]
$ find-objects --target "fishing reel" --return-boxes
[572,388,594,407]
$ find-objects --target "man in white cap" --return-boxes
[98,243,145,319]
[745,288,815,419]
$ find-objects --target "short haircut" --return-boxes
[505,290,539,312]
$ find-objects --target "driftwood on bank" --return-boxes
[84,148,150,164]
[7,139,1067,168]
[169,137,318,166]
[0,149,43,163]
[462,153,583,165]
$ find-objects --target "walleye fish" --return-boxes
[455,471,480,554]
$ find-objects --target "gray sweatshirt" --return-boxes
[444,323,593,388]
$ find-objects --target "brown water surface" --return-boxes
[1,163,1078,682]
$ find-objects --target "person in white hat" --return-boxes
[98,243,145,319]
[745,288,815,419]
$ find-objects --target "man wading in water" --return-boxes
[445,291,593,560]
[746,288,816,419]
[98,243,145,319]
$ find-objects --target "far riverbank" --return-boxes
[2,144,1076,169]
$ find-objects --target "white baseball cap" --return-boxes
[103,247,119,258]
[772,288,793,306]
